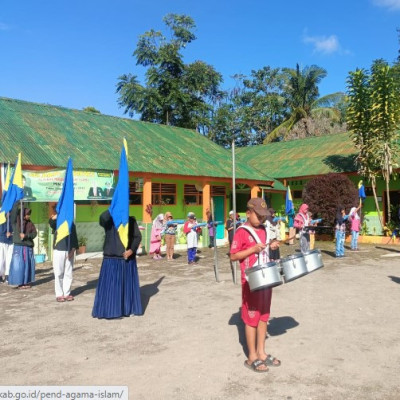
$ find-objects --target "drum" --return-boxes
[279,253,308,283]
[245,262,283,292]
[303,249,324,273]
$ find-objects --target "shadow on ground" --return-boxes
[140,276,165,313]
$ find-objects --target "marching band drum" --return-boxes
[245,249,324,292]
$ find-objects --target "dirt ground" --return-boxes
[1,239,400,400]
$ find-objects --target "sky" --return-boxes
[1,0,400,119]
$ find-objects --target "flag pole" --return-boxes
[232,138,237,285]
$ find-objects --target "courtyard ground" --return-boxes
[1,240,400,399]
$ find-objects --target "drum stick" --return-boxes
[268,235,296,245]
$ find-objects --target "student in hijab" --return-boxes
[8,203,37,289]
[149,214,164,260]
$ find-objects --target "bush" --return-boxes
[302,173,358,228]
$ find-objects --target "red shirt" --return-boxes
[230,224,268,284]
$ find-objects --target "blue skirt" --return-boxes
[8,245,35,286]
[92,257,143,319]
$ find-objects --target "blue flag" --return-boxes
[55,158,75,245]
[285,185,294,215]
[358,180,366,203]
[1,163,11,205]
[109,139,129,248]
[0,153,24,224]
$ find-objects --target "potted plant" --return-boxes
[78,234,88,254]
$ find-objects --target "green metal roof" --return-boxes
[0,97,277,183]
[236,133,358,179]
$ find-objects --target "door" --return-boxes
[212,196,225,239]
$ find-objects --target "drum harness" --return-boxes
[237,225,270,279]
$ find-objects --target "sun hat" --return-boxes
[246,198,270,217]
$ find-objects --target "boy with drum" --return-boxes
[230,198,281,373]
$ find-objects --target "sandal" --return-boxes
[263,354,281,367]
[56,296,66,302]
[244,359,269,373]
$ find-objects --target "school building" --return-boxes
[1,97,399,257]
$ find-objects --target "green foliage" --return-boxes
[83,106,101,114]
[346,59,400,224]
[117,13,223,131]
[78,234,88,247]
[264,64,344,142]
[302,173,358,227]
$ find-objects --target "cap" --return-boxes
[187,212,196,218]
[269,208,276,214]
[229,210,234,215]
[246,198,270,217]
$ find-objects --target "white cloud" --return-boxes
[303,34,340,55]
[372,0,400,10]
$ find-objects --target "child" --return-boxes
[335,205,348,257]
[265,208,281,261]
[294,203,311,254]
[349,205,361,251]
[162,211,177,261]
[206,210,215,249]
[308,211,316,250]
[8,203,37,289]
[230,198,281,373]
[149,214,164,260]
[183,212,198,265]
[225,210,235,249]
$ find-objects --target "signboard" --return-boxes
[20,169,115,202]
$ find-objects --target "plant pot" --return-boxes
[34,254,46,263]
[78,246,86,254]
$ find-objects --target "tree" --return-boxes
[347,60,400,227]
[264,64,344,143]
[302,173,358,228]
[82,106,100,114]
[116,14,223,131]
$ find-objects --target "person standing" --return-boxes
[230,198,281,373]
[183,212,198,265]
[0,213,13,283]
[49,213,78,302]
[349,205,361,251]
[92,210,143,318]
[287,208,296,245]
[8,203,37,289]
[294,204,311,254]
[225,210,235,249]
[265,208,281,262]
[335,205,348,258]
[149,214,164,260]
[206,210,215,249]
[163,211,177,261]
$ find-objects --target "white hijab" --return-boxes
[349,207,360,220]
[152,213,164,229]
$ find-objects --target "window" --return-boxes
[152,183,176,205]
[184,184,202,205]
[129,181,143,205]
[211,185,226,196]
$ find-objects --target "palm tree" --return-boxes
[264,64,344,142]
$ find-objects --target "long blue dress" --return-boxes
[92,211,143,319]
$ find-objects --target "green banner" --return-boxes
[22,169,115,202]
